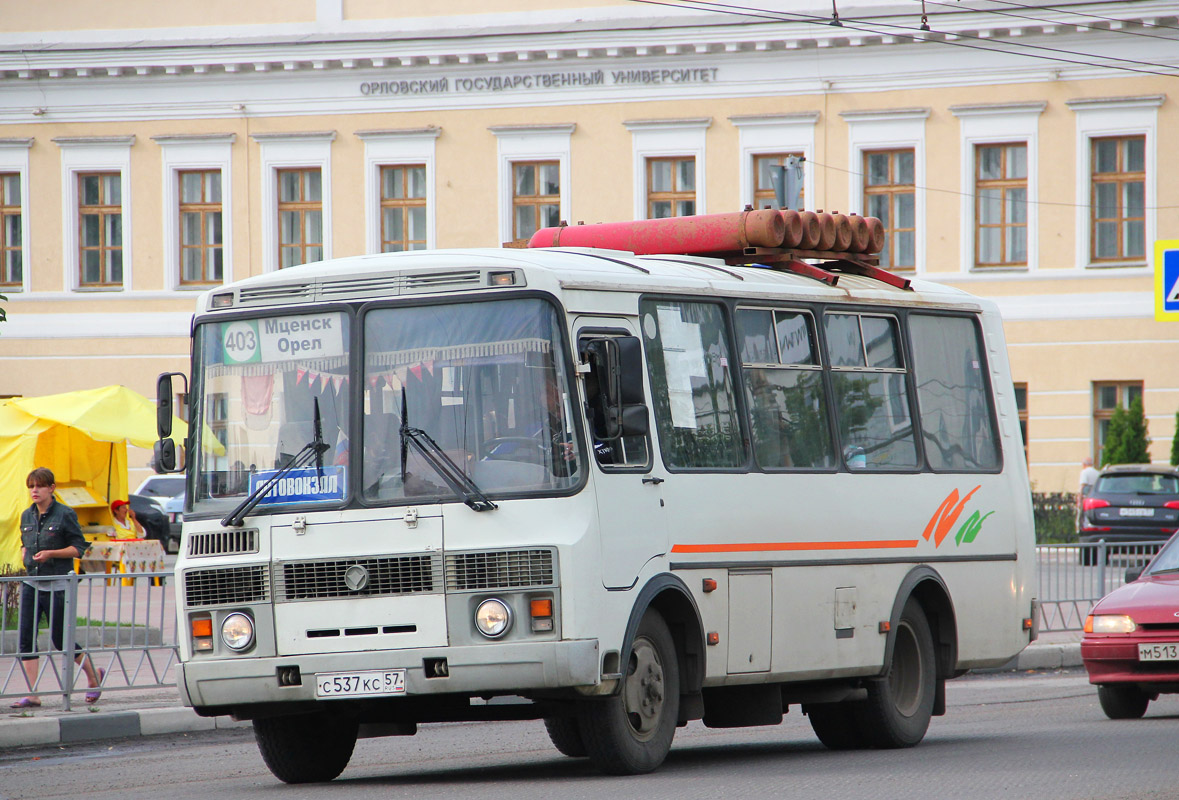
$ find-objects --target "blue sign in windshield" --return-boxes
[248,466,347,505]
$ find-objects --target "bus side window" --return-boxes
[909,314,1000,471]
[736,307,835,470]
[580,335,651,470]
[824,312,919,471]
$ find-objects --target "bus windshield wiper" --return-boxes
[221,398,331,527]
[399,391,497,512]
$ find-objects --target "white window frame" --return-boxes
[950,102,1044,274]
[153,134,235,290]
[357,127,440,253]
[489,124,574,245]
[1067,95,1161,271]
[0,138,32,294]
[842,109,928,273]
[252,131,335,273]
[623,118,710,220]
[729,112,819,210]
[53,135,134,292]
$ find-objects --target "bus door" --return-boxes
[576,318,669,590]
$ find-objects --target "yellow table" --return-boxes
[79,539,167,586]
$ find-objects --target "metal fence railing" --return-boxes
[1,571,178,710]
[1036,540,1163,632]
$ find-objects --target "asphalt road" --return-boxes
[2,667,1175,800]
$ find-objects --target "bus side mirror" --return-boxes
[155,438,178,473]
[581,336,649,441]
[1125,566,1144,583]
[155,372,188,474]
[157,372,175,439]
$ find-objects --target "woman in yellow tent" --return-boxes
[110,499,143,540]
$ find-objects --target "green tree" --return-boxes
[1101,405,1128,466]
[1171,409,1179,466]
[1120,396,1150,463]
[1102,397,1150,466]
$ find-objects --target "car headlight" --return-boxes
[221,612,255,651]
[1084,614,1136,634]
[474,598,513,638]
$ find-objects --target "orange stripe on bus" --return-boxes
[670,540,920,554]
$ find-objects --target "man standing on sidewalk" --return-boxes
[11,467,104,709]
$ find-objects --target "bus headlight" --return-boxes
[221,612,255,651]
[474,598,513,638]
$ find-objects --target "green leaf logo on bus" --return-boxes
[923,486,995,547]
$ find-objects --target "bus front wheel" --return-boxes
[856,598,936,748]
[806,702,871,749]
[254,712,358,784]
[543,715,587,757]
[577,610,680,774]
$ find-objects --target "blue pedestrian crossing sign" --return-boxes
[1156,240,1179,321]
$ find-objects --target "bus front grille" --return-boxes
[274,554,442,601]
[184,565,270,608]
[187,529,259,558]
[445,549,556,591]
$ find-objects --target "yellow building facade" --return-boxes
[0,0,1175,491]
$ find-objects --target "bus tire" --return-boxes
[543,716,587,757]
[1097,685,1150,719]
[254,712,358,784]
[806,702,871,750]
[577,610,680,775]
[855,598,936,748]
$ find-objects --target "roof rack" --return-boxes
[525,208,911,290]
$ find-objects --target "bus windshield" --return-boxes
[189,297,580,516]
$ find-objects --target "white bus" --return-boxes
[156,215,1036,782]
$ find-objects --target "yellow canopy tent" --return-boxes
[0,385,190,570]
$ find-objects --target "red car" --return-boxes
[1081,531,1179,719]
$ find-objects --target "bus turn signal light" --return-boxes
[192,617,214,651]
[530,598,553,632]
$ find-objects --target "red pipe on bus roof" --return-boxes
[527,208,787,255]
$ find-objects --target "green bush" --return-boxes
[1032,491,1077,544]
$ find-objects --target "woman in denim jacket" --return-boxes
[10,467,104,709]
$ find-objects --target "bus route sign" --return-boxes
[1155,240,1179,321]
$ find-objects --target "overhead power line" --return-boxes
[917,0,1179,42]
[973,0,1179,34]
[629,0,1179,78]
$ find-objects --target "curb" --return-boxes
[982,641,1083,673]
[0,708,250,749]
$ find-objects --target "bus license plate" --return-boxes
[1138,643,1179,662]
[1119,508,1154,517]
[315,669,407,699]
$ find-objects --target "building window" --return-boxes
[753,153,804,210]
[1,173,19,287]
[1091,135,1146,262]
[512,161,560,241]
[1093,381,1143,464]
[975,143,1027,267]
[277,168,323,269]
[78,172,123,286]
[863,149,915,270]
[380,165,427,252]
[178,170,223,285]
[647,157,696,219]
[1014,382,1028,463]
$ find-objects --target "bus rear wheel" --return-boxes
[855,598,936,748]
[254,712,358,784]
[577,610,680,775]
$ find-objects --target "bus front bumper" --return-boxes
[178,638,601,710]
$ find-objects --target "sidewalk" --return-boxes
[0,632,1083,750]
